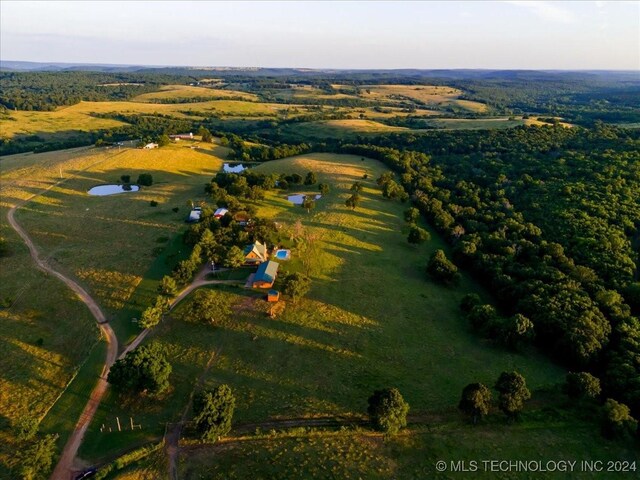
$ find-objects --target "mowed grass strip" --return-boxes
[79,153,564,462]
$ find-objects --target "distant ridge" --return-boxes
[1,60,638,83]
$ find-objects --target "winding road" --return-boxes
[7,190,118,480]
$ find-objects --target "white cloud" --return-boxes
[504,1,576,24]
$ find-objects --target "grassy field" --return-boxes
[175,410,640,480]
[359,85,488,113]
[275,116,559,141]
[0,100,290,139]
[0,142,227,475]
[78,153,567,464]
[276,119,413,140]
[11,142,226,336]
[131,84,259,102]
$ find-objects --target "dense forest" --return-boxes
[0,72,187,110]
[329,125,639,416]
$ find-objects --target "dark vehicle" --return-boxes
[74,467,97,480]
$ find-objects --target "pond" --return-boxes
[223,163,251,173]
[287,194,322,205]
[87,184,140,196]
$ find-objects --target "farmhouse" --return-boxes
[252,260,279,289]
[143,143,158,149]
[214,207,229,218]
[244,240,268,265]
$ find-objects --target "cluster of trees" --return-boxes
[460,294,535,350]
[345,181,363,210]
[376,171,409,202]
[223,134,311,162]
[10,417,58,480]
[335,125,639,420]
[458,372,532,424]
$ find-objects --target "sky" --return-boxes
[1,0,639,70]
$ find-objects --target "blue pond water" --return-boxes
[287,194,322,205]
[88,184,140,196]
[223,163,249,173]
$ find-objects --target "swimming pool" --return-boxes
[274,249,291,260]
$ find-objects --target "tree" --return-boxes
[198,126,213,142]
[302,196,315,214]
[498,313,535,349]
[13,416,38,442]
[467,304,498,332]
[107,343,172,396]
[223,246,246,268]
[426,249,460,285]
[601,399,637,440]
[350,181,363,192]
[139,305,161,329]
[0,236,9,258]
[290,173,303,184]
[318,183,330,195]
[172,259,195,285]
[460,293,481,313]
[193,385,236,442]
[182,289,231,324]
[494,371,531,421]
[376,172,394,186]
[382,180,407,201]
[120,174,131,184]
[345,193,360,210]
[623,282,640,314]
[304,171,317,185]
[157,134,171,147]
[158,275,178,296]
[282,272,311,302]
[404,207,420,223]
[367,388,409,434]
[565,372,601,401]
[17,434,57,480]
[136,173,153,186]
[458,383,492,424]
[407,225,430,245]
[139,295,170,329]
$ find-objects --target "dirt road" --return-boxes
[5,173,119,480]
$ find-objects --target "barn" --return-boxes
[252,261,279,289]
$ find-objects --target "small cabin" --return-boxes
[267,290,280,302]
[252,260,279,289]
